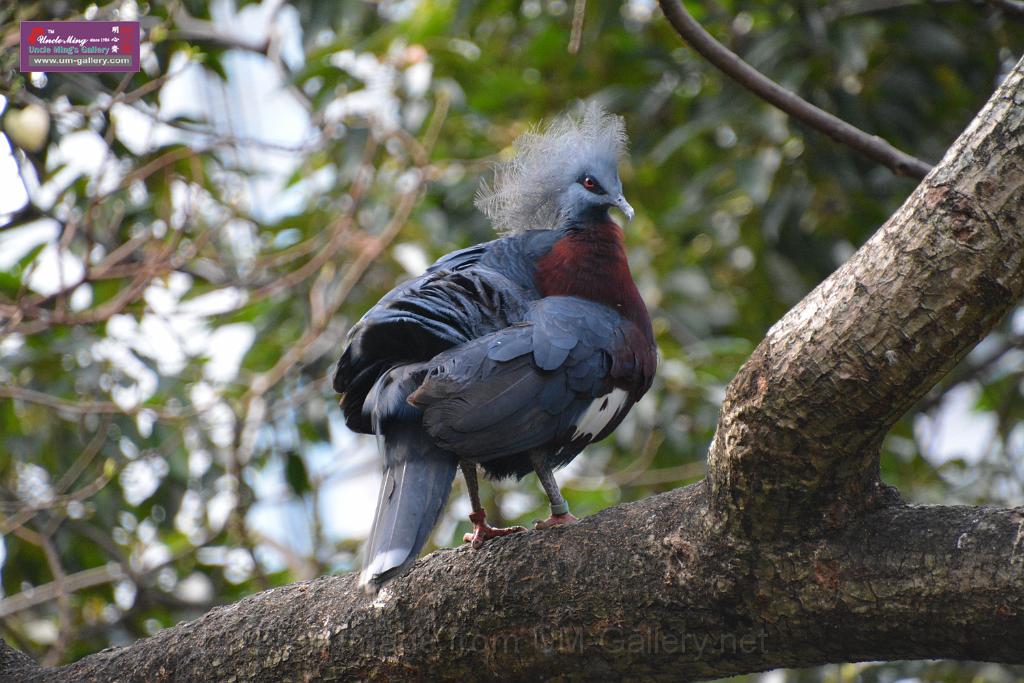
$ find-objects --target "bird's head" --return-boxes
[559,154,634,226]
[476,102,632,233]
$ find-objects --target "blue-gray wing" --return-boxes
[408,297,635,461]
[334,267,527,433]
[334,231,563,434]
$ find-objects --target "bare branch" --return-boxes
[168,7,270,55]
[569,0,587,54]
[657,0,934,178]
[991,0,1024,20]
[821,0,927,22]
[0,386,189,421]
[0,563,127,619]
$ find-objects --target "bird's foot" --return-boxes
[463,510,526,549]
[533,512,579,530]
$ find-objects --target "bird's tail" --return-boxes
[359,424,457,593]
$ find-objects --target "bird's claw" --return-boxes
[533,512,579,529]
[463,510,525,549]
[463,524,526,549]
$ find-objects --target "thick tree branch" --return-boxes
[7,485,1024,681]
[709,56,1024,537]
[658,0,934,179]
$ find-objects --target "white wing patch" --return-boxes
[571,388,630,441]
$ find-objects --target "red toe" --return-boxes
[534,512,579,530]
[463,510,526,548]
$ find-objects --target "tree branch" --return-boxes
[709,55,1024,537]
[657,0,934,179]
[991,0,1024,20]
[8,485,1024,681]
[168,7,270,55]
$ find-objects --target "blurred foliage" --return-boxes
[0,0,1023,680]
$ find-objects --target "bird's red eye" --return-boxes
[582,176,596,190]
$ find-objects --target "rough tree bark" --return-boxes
[4,50,1024,683]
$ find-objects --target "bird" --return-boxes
[333,103,657,593]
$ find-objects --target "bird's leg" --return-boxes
[531,453,579,529]
[460,461,525,549]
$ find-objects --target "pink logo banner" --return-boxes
[20,21,140,73]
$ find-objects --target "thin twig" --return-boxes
[991,0,1024,20]
[0,468,115,536]
[821,0,925,22]
[247,137,379,303]
[0,385,189,420]
[657,0,933,178]
[30,532,73,666]
[569,0,587,54]
[0,563,127,619]
[169,6,270,55]
[915,334,1024,413]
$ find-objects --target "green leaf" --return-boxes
[284,451,310,496]
[0,271,22,297]
[15,243,46,273]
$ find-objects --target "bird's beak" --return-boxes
[614,195,635,222]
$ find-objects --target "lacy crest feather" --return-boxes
[475,102,628,234]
